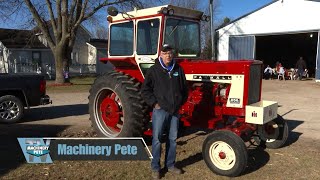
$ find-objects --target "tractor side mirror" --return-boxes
[107,6,119,16]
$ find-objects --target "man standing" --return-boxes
[295,56,307,80]
[141,44,188,179]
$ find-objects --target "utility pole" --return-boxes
[209,0,215,60]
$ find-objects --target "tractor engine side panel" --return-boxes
[178,61,263,129]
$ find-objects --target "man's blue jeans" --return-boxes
[298,68,304,80]
[151,108,179,172]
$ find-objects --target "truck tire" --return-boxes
[254,115,289,149]
[89,71,149,137]
[0,95,24,124]
[202,130,248,177]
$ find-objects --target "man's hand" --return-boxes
[154,103,161,109]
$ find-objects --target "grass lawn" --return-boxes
[46,76,96,93]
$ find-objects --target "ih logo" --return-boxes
[252,111,258,117]
[17,138,53,163]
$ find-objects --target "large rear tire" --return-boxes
[0,95,24,124]
[89,71,149,137]
[202,130,248,177]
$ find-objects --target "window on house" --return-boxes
[71,52,79,64]
[32,51,41,65]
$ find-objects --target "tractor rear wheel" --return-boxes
[202,130,248,177]
[89,71,149,137]
[254,115,289,149]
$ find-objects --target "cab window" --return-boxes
[137,19,160,55]
[110,21,134,56]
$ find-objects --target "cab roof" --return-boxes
[110,5,204,21]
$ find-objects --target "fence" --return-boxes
[8,62,96,79]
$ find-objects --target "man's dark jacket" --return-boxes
[141,58,188,115]
[296,59,307,70]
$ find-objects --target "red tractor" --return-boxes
[88,5,289,177]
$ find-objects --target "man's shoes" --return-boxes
[167,166,182,174]
[152,171,160,180]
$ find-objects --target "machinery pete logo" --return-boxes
[18,138,53,163]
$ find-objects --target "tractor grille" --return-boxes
[247,64,261,105]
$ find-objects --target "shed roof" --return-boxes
[87,38,107,49]
[0,28,47,49]
[216,0,320,35]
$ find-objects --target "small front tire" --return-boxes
[202,130,248,177]
[254,115,289,149]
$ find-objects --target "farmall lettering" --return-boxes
[88,4,289,177]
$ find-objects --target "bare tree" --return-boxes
[0,0,147,84]
[169,0,200,10]
[95,26,108,39]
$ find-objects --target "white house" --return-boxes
[87,39,114,74]
[0,25,102,76]
[216,0,320,80]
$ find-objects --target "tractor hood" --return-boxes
[177,59,263,75]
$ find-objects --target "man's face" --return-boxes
[160,50,173,66]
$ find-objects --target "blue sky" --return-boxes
[217,0,273,20]
[0,0,273,32]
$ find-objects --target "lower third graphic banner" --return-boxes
[17,138,151,163]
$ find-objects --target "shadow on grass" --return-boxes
[0,124,69,177]
[20,104,88,123]
[281,109,298,117]
[284,119,303,147]
[175,152,202,172]
[241,147,270,175]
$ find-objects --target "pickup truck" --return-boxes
[0,73,51,123]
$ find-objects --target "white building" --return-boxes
[216,0,320,80]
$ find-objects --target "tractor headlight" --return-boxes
[159,7,174,16]
[161,7,169,14]
[168,9,174,16]
[201,15,210,22]
[201,15,207,21]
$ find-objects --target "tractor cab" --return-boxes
[104,5,208,79]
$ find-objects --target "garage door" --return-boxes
[316,31,320,80]
[229,36,255,60]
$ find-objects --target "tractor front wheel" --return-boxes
[254,115,289,149]
[202,130,248,177]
